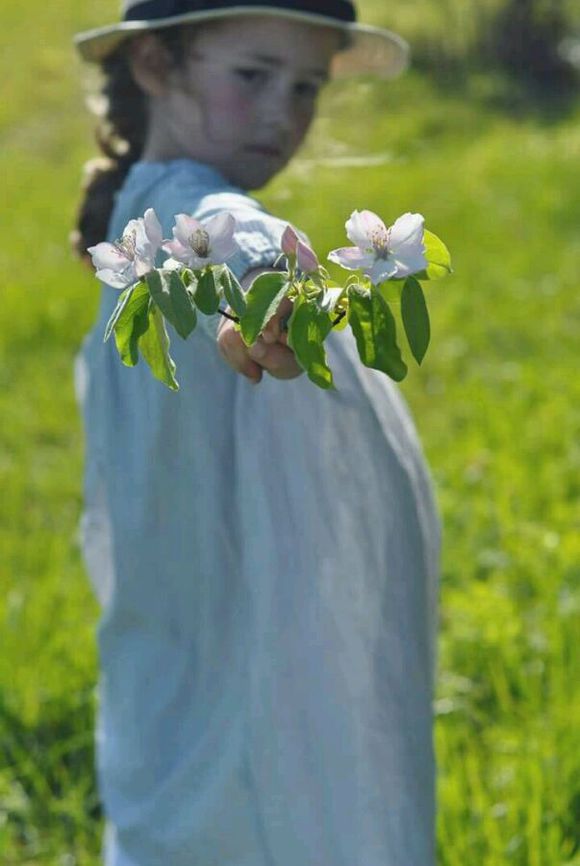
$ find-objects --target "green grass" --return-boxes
[1,2,579,864]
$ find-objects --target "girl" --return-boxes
[72,3,441,865]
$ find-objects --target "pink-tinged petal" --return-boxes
[95,266,135,289]
[328,246,375,271]
[296,240,319,274]
[206,212,235,245]
[368,258,398,286]
[87,242,130,271]
[143,208,163,249]
[345,210,387,249]
[173,214,203,246]
[388,213,425,253]
[162,239,189,259]
[203,213,236,263]
[281,224,300,256]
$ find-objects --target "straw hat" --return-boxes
[74,0,409,79]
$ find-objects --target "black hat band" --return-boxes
[124,0,357,25]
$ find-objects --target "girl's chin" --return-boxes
[229,155,289,191]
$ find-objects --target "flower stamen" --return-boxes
[115,228,138,260]
[370,227,390,259]
[189,228,210,258]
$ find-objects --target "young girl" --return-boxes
[72,3,441,864]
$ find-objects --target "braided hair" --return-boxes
[70,27,195,264]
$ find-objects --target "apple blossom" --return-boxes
[328,210,427,285]
[281,224,320,274]
[87,207,163,289]
[162,213,237,270]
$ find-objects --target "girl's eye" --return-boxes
[294,81,321,100]
[235,68,268,85]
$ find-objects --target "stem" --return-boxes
[218,307,240,324]
[332,310,346,327]
[219,307,345,330]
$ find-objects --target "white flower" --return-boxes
[162,213,237,270]
[328,210,427,285]
[87,208,163,289]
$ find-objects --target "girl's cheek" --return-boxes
[208,83,255,126]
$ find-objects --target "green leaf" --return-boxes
[349,288,407,382]
[217,266,246,318]
[146,270,197,339]
[104,283,137,343]
[239,271,289,346]
[193,269,221,315]
[401,276,431,365]
[113,281,151,367]
[415,230,452,281]
[138,304,179,391]
[168,275,197,339]
[287,295,335,390]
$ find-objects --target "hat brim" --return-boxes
[73,7,409,79]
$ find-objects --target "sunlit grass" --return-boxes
[1,1,579,863]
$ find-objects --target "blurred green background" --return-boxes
[1,1,579,863]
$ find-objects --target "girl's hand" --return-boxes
[217,295,303,384]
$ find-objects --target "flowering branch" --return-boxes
[88,207,452,391]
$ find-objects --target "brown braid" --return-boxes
[70,27,196,265]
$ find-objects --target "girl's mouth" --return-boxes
[245,145,283,158]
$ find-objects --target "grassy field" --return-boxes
[1,1,579,864]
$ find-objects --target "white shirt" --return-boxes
[76,158,441,866]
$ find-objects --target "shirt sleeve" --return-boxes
[193,192,290,341]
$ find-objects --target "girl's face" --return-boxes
[146,16,341,189]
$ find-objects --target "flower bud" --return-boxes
[281,224,300,257]
[296,240,320,274]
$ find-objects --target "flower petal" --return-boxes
[203,212,236,263]
[345,210,387,249]
[173,214,203,246]
[368,258,398,285]
[209,237,238,264]
[328,246,375,271]
[296,240,319,274]
[143,208,163,249]
[206,211,235,241]
[389,213,425,252]
[162,240,197,268]
[391,251,428,278]
[320,287,343,313]
[281,224,299,257]
[190,255,211,270]
[87,242,129,271]
[95,266,135,289]
[134,257,155,278]
[161,257,184,271]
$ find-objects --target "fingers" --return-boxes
[218,318,302,383]
[248,338,302,380]
[217,294,303,383]
[217,320,263,384]
[262,296,294,345]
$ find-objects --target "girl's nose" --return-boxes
[260,85,295,135]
